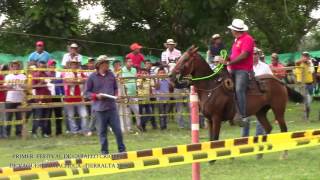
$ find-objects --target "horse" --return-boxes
[169,46,304,159]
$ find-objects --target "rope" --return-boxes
[0,30,164,51]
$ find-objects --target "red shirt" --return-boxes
[126,52,145,69]
[269,63,286,79]
[229,32,255,71]
[62,72,86,103]
[0,75,6,102]
[32,71,51,103]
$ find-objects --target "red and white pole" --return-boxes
[190,85,200,180]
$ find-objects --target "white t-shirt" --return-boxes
[61,53,83,66]
[4,74,27,102]
[161,48,181,64]
[253,61,273,76]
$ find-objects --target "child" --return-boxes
[136,68,156,131]
[155,67,170,130]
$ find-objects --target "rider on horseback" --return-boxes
[223,19,255,127]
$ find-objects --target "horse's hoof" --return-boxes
[279,151,288,160]
[208,160,216,165]
[256,154,263,160]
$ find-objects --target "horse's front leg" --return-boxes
[209,115,222,165]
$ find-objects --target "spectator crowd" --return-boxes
[0,39,191,139]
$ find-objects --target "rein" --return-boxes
[190,50,227,81]
[191,64,224,81]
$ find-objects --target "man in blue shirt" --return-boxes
[85,56,126,154]
[28,41,51,64]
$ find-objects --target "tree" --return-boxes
[0,0,81,54]
[239,0,320,53]
[97,0,238,55]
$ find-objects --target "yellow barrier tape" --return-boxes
[0,129,319,179]
[28,68,94,73]
[24,99,188,105]
[0,70,25,75]
[0,112,192,126]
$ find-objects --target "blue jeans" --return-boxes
[0,103,6,138]
[32,108,50,135]
[65,105,88,133]
[242,119,265,137]
[305,84,314,95]
[139,103,156,130]
[158,103,169,129]
[5,103,22,137]
[232,70,250,118]
[95,109,126,154]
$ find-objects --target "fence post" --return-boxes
[301,65,308,120]
[22,68,33,139]
[190,85,200,180]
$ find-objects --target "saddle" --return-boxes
[224,74,275,95]
[248,74,279,95]
[247,78,266,95]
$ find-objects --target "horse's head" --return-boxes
[169,45,199,88]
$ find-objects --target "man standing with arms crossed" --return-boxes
[223,19,255,126]
[85,57,126,155]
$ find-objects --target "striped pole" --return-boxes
[190,85,200,180]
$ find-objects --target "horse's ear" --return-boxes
[191,46,199,54]
[188,45,195,52]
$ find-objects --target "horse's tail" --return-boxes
[286,86,304,103]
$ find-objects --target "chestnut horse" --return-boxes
[170,46,304,158]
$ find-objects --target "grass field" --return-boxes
[0,102,320,180]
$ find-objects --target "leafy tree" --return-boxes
[0,0,81,54]
[98,0,238,55]
[239,0,320,53]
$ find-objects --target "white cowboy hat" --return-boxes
[97,55,108,61]
[254,47,260,53]
[70,43,79,48]
[228,19,248,31]
[211,34,221,39]
[213,56,222,62]
[164,39,177,47]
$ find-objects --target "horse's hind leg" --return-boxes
[255,106,272,160]
[271,104,288,159]
[256,106,272,134]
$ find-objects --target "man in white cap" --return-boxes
[223,19,255,127]
[61,43,83,67]
[161,39,181,72]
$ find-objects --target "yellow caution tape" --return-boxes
[0,129,319,179]
[25,97,188,105]
[0,70,25,75]
[28,68,94,73]
[0,112,192,126]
